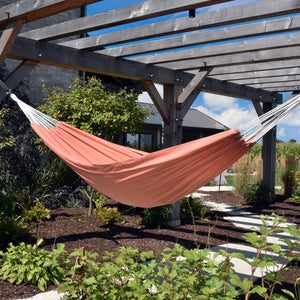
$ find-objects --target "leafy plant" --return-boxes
[0,213,30,244]
[23,200,51,223]
[56,213,299,299]
[283,277,300,300]
[0,239,67,291]
[93,192,123,224]
[239,183,264,203]
[180,195,209,220]
[39,76,152,142]
[142,205,172,229]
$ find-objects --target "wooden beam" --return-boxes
[211,60,300,76]
[141,80,168,123]
[20,0,234,41]
[60,0,300,50]
[157,46,300,70]
[132,31,300,65]
[99,14,300,57]
[0,19,24,67]
[0,0,99,27]
[248,81,300,89]
[177,68,212,119]
[196,77,282,103]
[213,68,300,81]
[230,74,300,85]
[0,60,38,102]
[177,68,212,105]
[264,86,300,92]
[252,101,264,117]
[8,37,281,103]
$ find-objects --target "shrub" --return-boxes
[93,193,122,224]
[239,183,264,204]
[0,213,29,244]
[280,155,299,197]
[0,239,67,291]
[180,195,209,220]
[23,200,51,223]
[142,205,172,229]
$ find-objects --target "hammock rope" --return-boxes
[9,92,300,208]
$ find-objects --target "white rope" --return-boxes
[10,93,59,129]
[10,91,300,143]
[239,93,300,144]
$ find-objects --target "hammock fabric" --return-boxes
[11,93,300,208]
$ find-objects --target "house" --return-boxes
[125,102,228,152]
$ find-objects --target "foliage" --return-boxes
[239,183,264,204]
[93,192,123,223]
[142,205,172,229]
[0,239,67,291]
[233,154,261,199]
[23,200,51,223]
[57,214,299,299]
[282,277,300,300]
[280,155,299,197]
[0,108,18,149]
[290,171,300,203]
[180,195,209,220]
[0,101,41,194]
[0,213,29,244]
[39,76,152,142]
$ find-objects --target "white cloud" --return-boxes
[196,93,257,129]
[281,107,300,126]
[137,84,163,104]
[277,127,286,138]
[202,92,238,112]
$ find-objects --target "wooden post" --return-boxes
[261,101,277,203]
[162,83,183,226]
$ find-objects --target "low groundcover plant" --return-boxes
[0,214,298,299]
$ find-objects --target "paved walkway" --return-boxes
[17,188,297,299]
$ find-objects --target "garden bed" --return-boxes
[0,191,299,300]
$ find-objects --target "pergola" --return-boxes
[0,0,299,225]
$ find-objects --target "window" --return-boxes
[126,133,153,152]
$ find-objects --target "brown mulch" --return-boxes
[0,191,299,300]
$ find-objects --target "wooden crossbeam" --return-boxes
[252,101,264,117]
[0,60,38,102]
[178,69,212,104]
[141,80,168,123]
[0,0,99,27]
[20,0,234,41]
[99,14,300,57]
[177,68,212,118]
[60,0,300,50]
[133,31,300,65]
[229,75,300,85]
[248,81,300,89]
[157,46,300,70]
[210,60,300,76]
[213,68,300,81]
[0,19,24,67]
[8,36,281,103]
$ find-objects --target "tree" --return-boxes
[39,77,151,142]
[288,138,297,144]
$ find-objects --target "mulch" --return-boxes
[0,191,299,300]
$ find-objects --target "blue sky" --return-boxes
[87,0,300,143]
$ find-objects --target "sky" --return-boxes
[87,0,300,143]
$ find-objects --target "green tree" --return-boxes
[39,77,151,142]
